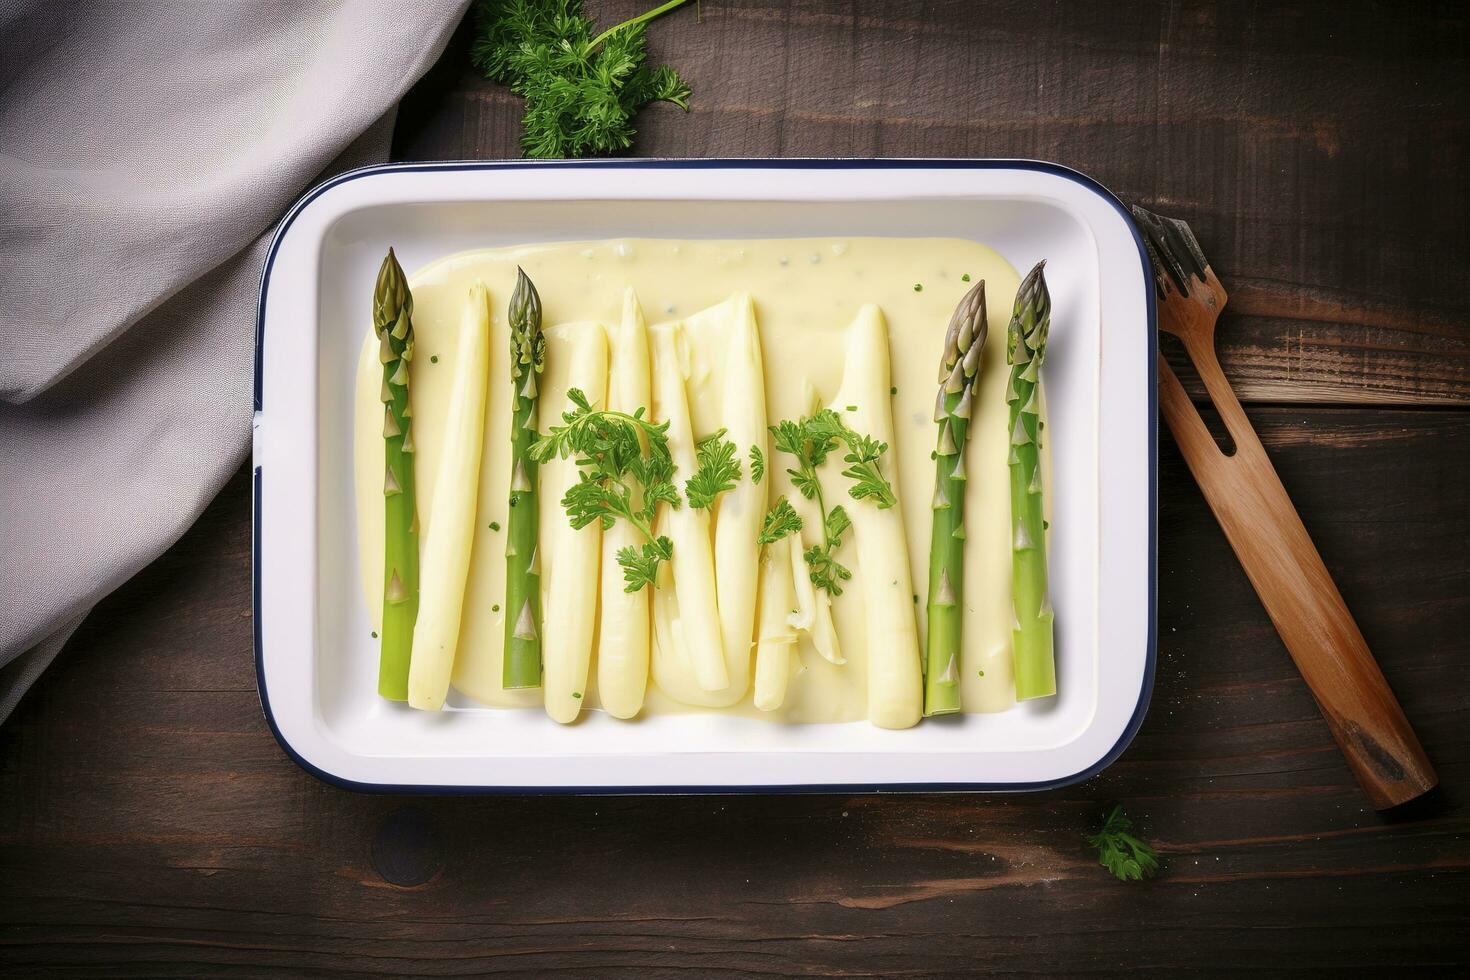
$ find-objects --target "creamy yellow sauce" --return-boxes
[355,238,1041,722]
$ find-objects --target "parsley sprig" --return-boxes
[749,444,765,485]
[685,429,741,510]
[837,429,898,509]
[805,506,852,594]
[769,409,897,594]
[758,496,803,547]
[771,414,846,593]
[470,0,695,159]
[1087,805,1160,882]
[530,388,679,592]
[770,411,882,593]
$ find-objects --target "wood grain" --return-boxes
[3,406,1467,975]
[397,0,1470,407]
[5,0,1470,974]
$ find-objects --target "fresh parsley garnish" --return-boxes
[837,429,897,509]
[470,0,694,159]
[616,535,673,593]
[806,505,853,594]
[530,387,679,592]
[749,444,765,485]
[685,428,741,510]
[770,411,850,595]
[1087,805,1160,882]
[758,496,803,547]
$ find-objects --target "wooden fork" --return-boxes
[1132,205,1436,810]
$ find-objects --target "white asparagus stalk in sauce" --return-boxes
[650,324,728,693]
[711,293,766,703]
[830,304,923,729]
[753,533,798,711]
[595,289,654,719]
[788,525,843,665]
[541,324,608,723]
[407,282,492,710]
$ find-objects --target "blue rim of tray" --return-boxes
[252,158,1158,795]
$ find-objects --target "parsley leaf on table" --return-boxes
[1087,805,1160,882]
[470,0,694,159]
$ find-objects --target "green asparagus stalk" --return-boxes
[924,278,987,715]
[1007,261,1055,700]
[375,248,419,700]
[503,268,546,689]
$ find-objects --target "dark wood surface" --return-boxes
[4,1,1468,975]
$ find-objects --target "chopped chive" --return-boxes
[572,692,583,699]
[430,354,439,364]
[492,603,501,612]
[889,386,897,396]
[913,283,923,292]
[371,631,378,638]
[845,404,858,412]
[489,521,501,531]
[961,273,971,282]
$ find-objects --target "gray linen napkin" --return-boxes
[0,0,470,721]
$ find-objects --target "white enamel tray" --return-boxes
[253,160,1156,792]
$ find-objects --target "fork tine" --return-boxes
[1131,204,1211,298]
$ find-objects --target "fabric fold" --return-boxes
[0,0,471,722]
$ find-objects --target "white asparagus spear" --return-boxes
[788,526,844,665]
[711,293,766,702]
[407,282,492,710]
[596,289,653,719]
[830,304,923,729]
[753,534,799,711]
[650,323,728,694]
[541,324,608,723]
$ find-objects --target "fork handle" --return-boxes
[1158,341,1436,809]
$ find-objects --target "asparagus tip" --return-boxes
[375,247,411,320]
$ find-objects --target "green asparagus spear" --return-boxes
[375,248,419,700]
[924,278,987,715]
[503,268,546,689]
[1007,261,1055,699]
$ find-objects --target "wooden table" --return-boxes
[4,2,1468,974]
